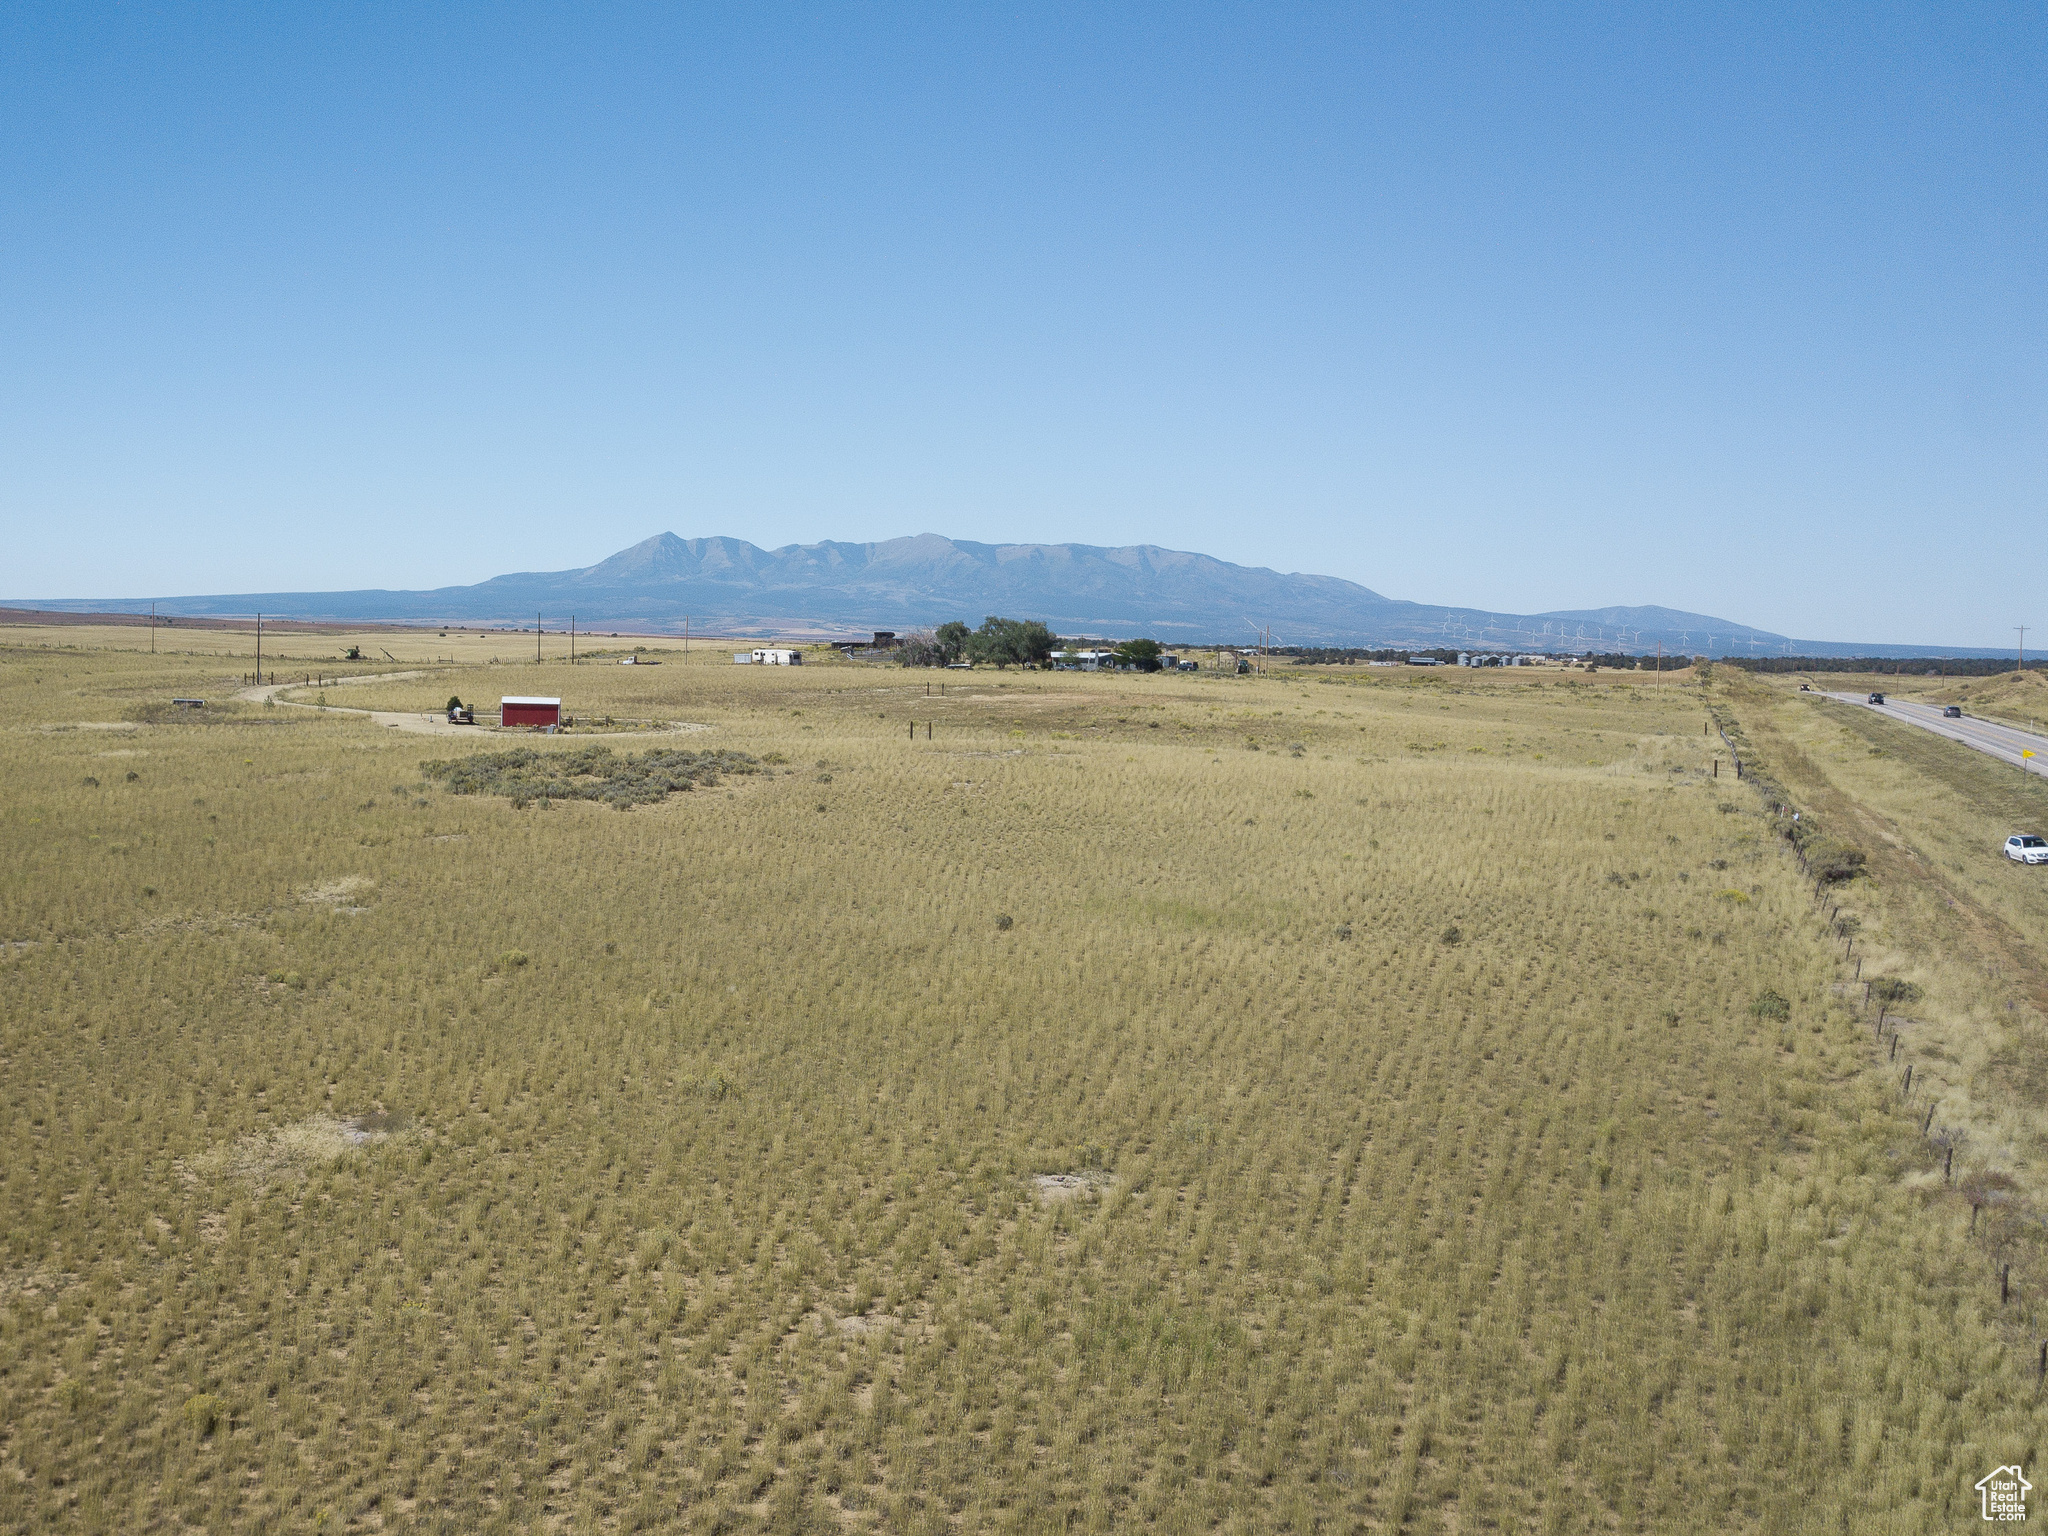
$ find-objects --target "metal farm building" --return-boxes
[500,696,561,728]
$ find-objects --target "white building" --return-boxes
[750,648,803,666]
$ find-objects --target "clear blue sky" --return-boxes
[3,4,2041,647]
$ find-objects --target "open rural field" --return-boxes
[0,619,744,673]
[2,634,2040,1533]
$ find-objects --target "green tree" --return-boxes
[1114,638,1163,673]
[966,617,1058,668]
[934,621,971,665]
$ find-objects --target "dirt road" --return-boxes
[235,673,476,736]
[236,674,708,740]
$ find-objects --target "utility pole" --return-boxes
[2020,625,2030,676]
[256,612,262,684]
[685,616,690,655]
[571,616,576,665]
[150,601,155,654]
[537,612,542,665]
[1656,639,1663,685]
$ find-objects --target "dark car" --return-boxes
[1868,692,1886,705]
[1943,705,1962,718]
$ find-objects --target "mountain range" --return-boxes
[15,532,2009,658]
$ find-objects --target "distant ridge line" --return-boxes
[9,532,2017,659]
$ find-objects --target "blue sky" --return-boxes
[3,4,2041,647]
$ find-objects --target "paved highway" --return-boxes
[1821,692,2048,781]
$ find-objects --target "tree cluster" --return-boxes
[1281,647,1470,665]
[894,620,1173,670]
[898,616,1062,668]
[1584,652,1698,672]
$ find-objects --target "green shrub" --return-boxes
[1808,841,1867,883]
[423,745,759,809]
[182,1392,225,1437]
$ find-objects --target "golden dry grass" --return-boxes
[1717,670,2048,1345]
[0,633,2038,1533]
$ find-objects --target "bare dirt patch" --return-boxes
[301,876,373,911]
[0,1267,78,1303]
[182,1112,412,1190]
[1033,1171,1113,1204]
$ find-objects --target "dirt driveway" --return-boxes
[236,675,708,740]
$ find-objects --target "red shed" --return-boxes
[500,695,561,728]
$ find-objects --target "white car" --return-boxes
[2007,834,2048,865]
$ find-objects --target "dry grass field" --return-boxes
[2,629,2041,1533]
[1715,670,2048,1341]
